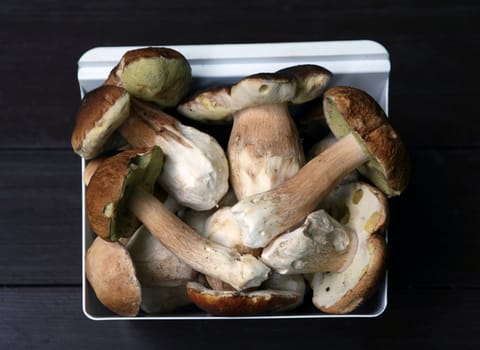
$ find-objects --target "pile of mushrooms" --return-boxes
[72,46,410,317]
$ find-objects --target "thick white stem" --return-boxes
[228,103,304,200]
[232,133,369,248]
[128,187,270,291]
[119,99,229,210]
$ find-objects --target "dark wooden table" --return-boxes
[1,1,479,348]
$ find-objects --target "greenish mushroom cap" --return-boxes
[119,47,192,107]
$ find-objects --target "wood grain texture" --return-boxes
[0,150,82,284]
[1,286,479,349]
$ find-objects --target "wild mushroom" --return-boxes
[86,225,196,316]
[261,209,358,274]
[119,98,229,210]
[85,237,141,317]
[71,85,130,159]
[310,181,388,314]
[71,85,229,210]
[230,86,410,248]
[185,268,307,315]
[86,147,270,291]
[104,47,192,108]
[178,64,331,200]
[185,281,303,315]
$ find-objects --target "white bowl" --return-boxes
[78,40,390,320]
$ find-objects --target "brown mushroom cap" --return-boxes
[177,64,332,123]
[85,237,141,317]
[311,181,389,314]
[323,86,410,196]
[86,147,164,241]
[186,281,301,315]
[71,85,130,159]
[117,47,192,107]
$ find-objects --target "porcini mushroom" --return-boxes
[119,98,229,210]
[178,65,331,200]
[71,85,130,159]
[185,267,307,315]
[261,209,358,274]
[311,181,388,314]
[105,47,192,107]
[85,237,141,317]
[230,86,409,248]
[186,281,302,315]
[86,147,270,291]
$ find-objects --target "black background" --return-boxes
[1,1,479,349]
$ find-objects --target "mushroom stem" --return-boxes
[228,103,304,200]
[128,186,270,291]
[232,132,368,248]
[261,210,358,274]
[119,98,229,210]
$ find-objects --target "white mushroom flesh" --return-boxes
[202,207,244,251]
[311,182,387,308]
[157,122,229,211]
[234,149,301,198]
[261,209,357,274]
[310,236,370,308]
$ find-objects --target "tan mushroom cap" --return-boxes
[186,281,302,315]
[177,64,332,123]
[71,85,130,159]
[178,73,296,122]
[311,181,388,314]
[85,237,141,317]
[323,86,410,196]
[117,47,192,107]
[86,147,164,241]
[276,64,332,104]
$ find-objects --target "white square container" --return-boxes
[78,40,390,320]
